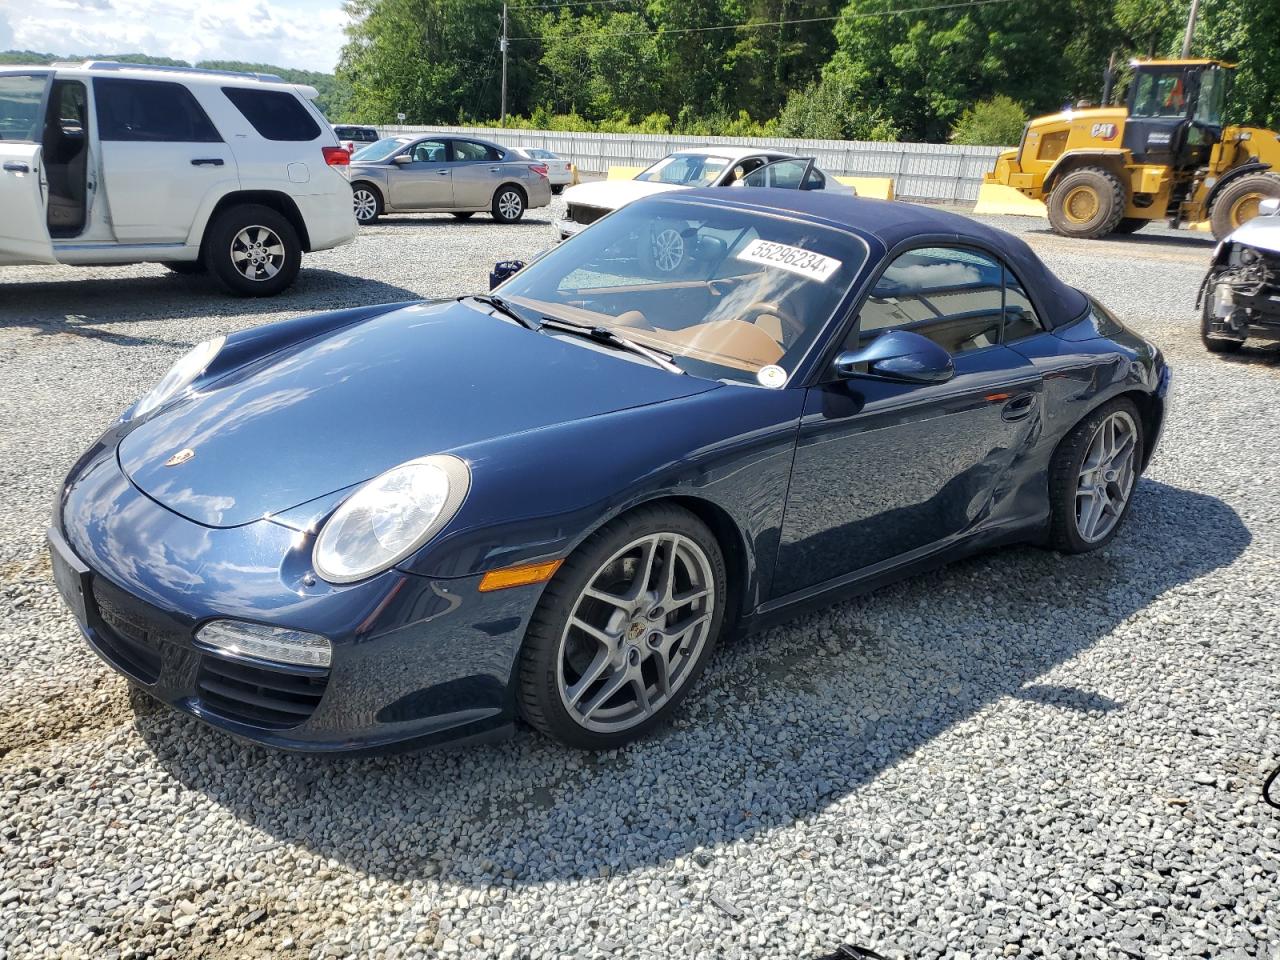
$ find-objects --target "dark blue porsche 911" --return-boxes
[50,190,1170,752]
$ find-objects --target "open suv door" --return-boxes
[0,71,56,265]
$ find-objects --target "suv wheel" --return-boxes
[204,204,302,298]
[351,184,382,225]
[492,185,526,223]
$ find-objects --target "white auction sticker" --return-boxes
[735,238,842,282]
[756,364,788,388]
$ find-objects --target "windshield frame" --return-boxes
[495,195,871,387]
[634,153,734,188]
[352,136,413,163]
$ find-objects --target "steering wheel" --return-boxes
[742,301,804,347]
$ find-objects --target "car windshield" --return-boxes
[496,198,865,385]
[352,137,410,162]
[635,154,732,187]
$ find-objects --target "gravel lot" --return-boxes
[2,199,1278,960]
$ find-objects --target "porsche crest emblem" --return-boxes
[164,448,196,467]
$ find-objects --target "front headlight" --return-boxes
[132,336,225,419]
[313,455,471,584]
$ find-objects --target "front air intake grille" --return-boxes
[196,654,328,730]
[568,203,608,226]
[92,590,164,684]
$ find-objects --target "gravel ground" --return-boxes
[1,199,1278,960]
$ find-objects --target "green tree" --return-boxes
[950,94,1027,145]
[775,75,899,140]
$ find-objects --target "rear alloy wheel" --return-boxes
[351,184,382,225]
[203,204,301,297]
[1048,399,1143,553]
[1209,172,1280,240]
[492,185,526,223]
[1047,166,1126,239]
[517,505,726,749]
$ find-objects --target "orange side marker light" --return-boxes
[478,559,564,593]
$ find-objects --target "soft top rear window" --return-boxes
[222,87,320,142]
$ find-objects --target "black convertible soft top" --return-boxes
[676,189,1091,330]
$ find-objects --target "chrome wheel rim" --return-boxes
[353,189,378,222]
[1075,410,1138,543]
[557,532,715,734]
[230,225,285,282]
[498,190,522,219]
[651,227,684,272]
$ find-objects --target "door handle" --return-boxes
[3,161,30,173]
[1000,393,1037,422]
[191,158,224,166]
[490,166,501,172]
[437,169,450,175]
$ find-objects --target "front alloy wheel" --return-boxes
[518,505,726,748]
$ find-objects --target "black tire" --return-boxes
[1208,172,1280,240]
[491,184,527,223]
[1047,397,1144,553]
[351,183,383,225]
[551,184,564,196]
[163,261,206,275]
[517,503,728,750]
[1112,217,1148,234]
[451,211,475,221]
[1047,166,1127,239]
[203,204,302,298]
[1200,274,1245,353]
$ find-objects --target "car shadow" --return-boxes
[137,479,1248,888]
[1212,342,1280,369]
[366,214,556,229]
[0,269,423,332]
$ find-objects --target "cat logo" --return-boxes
[164,448,196,467]
[1090,122,1118,141]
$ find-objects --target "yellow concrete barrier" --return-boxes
[973,182,1048,217]
[835,176,895,200]
[607,165,643,181]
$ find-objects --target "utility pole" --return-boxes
[500,2,509,125]
[1181,0,1200,58]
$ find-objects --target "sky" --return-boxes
[0,0,349,72]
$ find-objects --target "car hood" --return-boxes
[1227,213,1280,255]
[118,300,717,528]
[563,178,686,211]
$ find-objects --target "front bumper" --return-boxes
[554,218,586,241]
[50,435,539,752]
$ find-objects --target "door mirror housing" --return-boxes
[392,154,412,165]
[834,330,955,384]
[490,260,526,289]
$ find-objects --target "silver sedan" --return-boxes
[347,135,553,225]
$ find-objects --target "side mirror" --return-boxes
[834,330,955,384]
[1261,197,1280,217]
[392,154,412,165]
[490,260,526,289]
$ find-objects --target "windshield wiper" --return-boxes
[537,316,685,374]
[466,294,537,330]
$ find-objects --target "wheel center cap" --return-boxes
[627,620,646,642]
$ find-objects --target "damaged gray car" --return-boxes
[1200,196,1280,353]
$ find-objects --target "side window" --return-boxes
[409,139,447,163]
[452,140,492,162]
[221,87,320,141]
[94,78,221,143]
[853,246,1005,354]
[1003,268,1045,343]
[0,73,49,143]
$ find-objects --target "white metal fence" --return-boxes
[379,126,1006,204]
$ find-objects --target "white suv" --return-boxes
[0,61,356,296]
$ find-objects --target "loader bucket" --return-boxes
[973,183,1047,218]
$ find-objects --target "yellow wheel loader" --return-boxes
[984,59,1280,240]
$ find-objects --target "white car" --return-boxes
[0,61,356,296]
[332,124,380,155]
[555,147,850,240]
[513,147,573,193]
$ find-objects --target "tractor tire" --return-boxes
[1047,166,1127,239]
[1112,217,1149,234]
[1209,172,1280,240]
